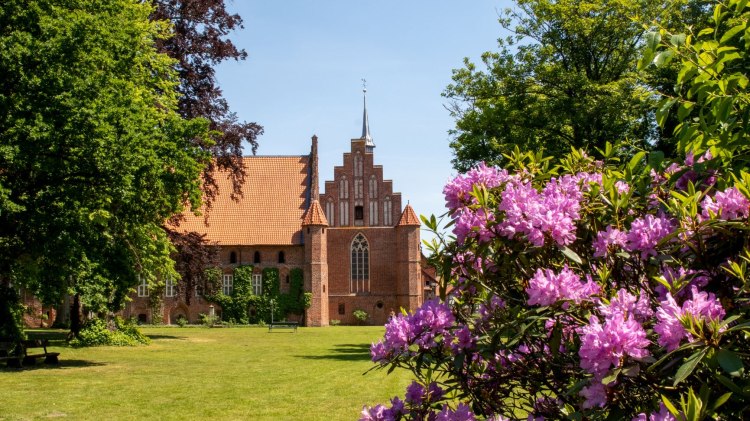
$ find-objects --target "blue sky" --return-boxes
[216,1,514,240]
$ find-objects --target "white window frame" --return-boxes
[165,277,175,298]
[252,274,262,295]
[137,276,149,297]
[222,274,234,296]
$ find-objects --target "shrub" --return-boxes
[353,309,368,325]
[175,316,188,327]
[198,313,218,327]
[70,317,150,347]
[330,319,341,327]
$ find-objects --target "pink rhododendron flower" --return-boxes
[625,214,675,259]
[444,163,509,211]
[598,289,654,323]
[578,312,650,378]
[526,266,600,306]
[615,181,630,194]
[436,403,475,421]
[580,381,608,409]
[592,225,627,258]
[497,175,585,247]
[654,286,725,351]
[701,187,750,220]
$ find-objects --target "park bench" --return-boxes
[0,339,59,367]
[268,321,298,332]
[20,339,60,365]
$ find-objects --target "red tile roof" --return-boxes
[397,204,420,226]
[302,200,328,226]
[175,156,310,245]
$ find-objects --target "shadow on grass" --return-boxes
[296,343,372,361]
[0,359,106,372]
[145,334,185,340]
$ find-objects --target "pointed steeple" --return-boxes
[361,79,375,152]
[397,204,420,226]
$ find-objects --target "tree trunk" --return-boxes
[53,294,71,328]
[69,293,82,338]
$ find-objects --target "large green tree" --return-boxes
[0,0,211,335]
[444,0,669,172]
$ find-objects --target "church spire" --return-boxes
[361,79,375,152]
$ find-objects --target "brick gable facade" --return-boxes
[122,109,425,326]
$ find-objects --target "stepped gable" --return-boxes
[302,200,328,226]
[397,204,420,226]
[175,156,310,245]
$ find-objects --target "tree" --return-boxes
[443,0,666,172]
[0,0,211,335]
[151,0,264,305]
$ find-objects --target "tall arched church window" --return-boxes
[339,176,349,199]
[339,201,349,226]
[253,251,261,264]
[278,251,285,264]
[368,176,377,198]
[229,251,237,264]
[383,196,392,226]
[354,153,363,177]
[369,201,378,225]
[355,179,363,199]
[350,233,369,292]
[325,198,335,227]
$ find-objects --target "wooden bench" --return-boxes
[268,322,298,332]
[20,339,60,365]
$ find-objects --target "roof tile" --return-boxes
[397,204,420,226]
[174,156,310,245]
[302,200,328,226]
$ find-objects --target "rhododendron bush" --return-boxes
[363,146,750,420]
[362,1,750,419]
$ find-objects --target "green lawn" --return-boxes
[0,326,411,421]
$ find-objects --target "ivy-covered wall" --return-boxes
[208,266,310,324]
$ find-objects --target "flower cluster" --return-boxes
[525,266,599,306]
[497,175,585,247]
[443,163,510,210]
[578,293,651,407]
[654,286,725,351]
[625,214,675,259]
[371,299,456,363]
[701,186,750,220]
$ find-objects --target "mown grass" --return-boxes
[0,326,411,421]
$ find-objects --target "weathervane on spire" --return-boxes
[361,78,375,151]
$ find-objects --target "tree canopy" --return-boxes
[0,0,211,333]
[443,0,676,172]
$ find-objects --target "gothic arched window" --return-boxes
[350,233,369,292]
[325,198,335,227]
[253,251,261,264]
[354,153,363,177]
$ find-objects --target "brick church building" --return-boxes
[121,95,432,326]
